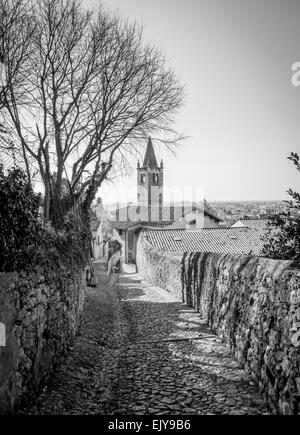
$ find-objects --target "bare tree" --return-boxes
[1,0,184,227]
[0,0,37,172]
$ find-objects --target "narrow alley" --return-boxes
[18,268,269,415]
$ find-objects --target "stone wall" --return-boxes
[137,232,300,415]
[136,233,182,300]
[0,267,85,414]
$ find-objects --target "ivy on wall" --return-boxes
[0,166,89,273]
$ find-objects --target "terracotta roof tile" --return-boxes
[143,226,267,256]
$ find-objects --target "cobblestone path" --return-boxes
[18,271,270,415]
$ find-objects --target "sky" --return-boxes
[84,0,300,203]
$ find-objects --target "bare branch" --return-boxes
[0,0,184,226]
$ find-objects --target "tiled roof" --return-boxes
[181,204,222,222]
[142,227,267,256]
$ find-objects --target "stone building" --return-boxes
[105,137,222,263]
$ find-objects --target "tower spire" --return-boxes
[137,137,163,215]
[142,137,158,169]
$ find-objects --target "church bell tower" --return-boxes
[137,137,163,221]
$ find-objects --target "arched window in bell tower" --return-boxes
[152,173,159,184]
[140,173,145,183]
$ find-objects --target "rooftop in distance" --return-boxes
[142,225,269,256]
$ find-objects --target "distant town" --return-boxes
[211,200,288,225]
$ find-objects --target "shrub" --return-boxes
[0,166,42,272]
[34,212,90,271]
[262,153,300,268]
[0,166,90,273]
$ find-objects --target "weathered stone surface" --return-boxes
[16,271,269,415]
[0,267,85,414]
[136,233,300,415]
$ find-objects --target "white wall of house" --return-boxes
[231,220,245,228]
[92,221,108,259]
[92,220,128,261]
